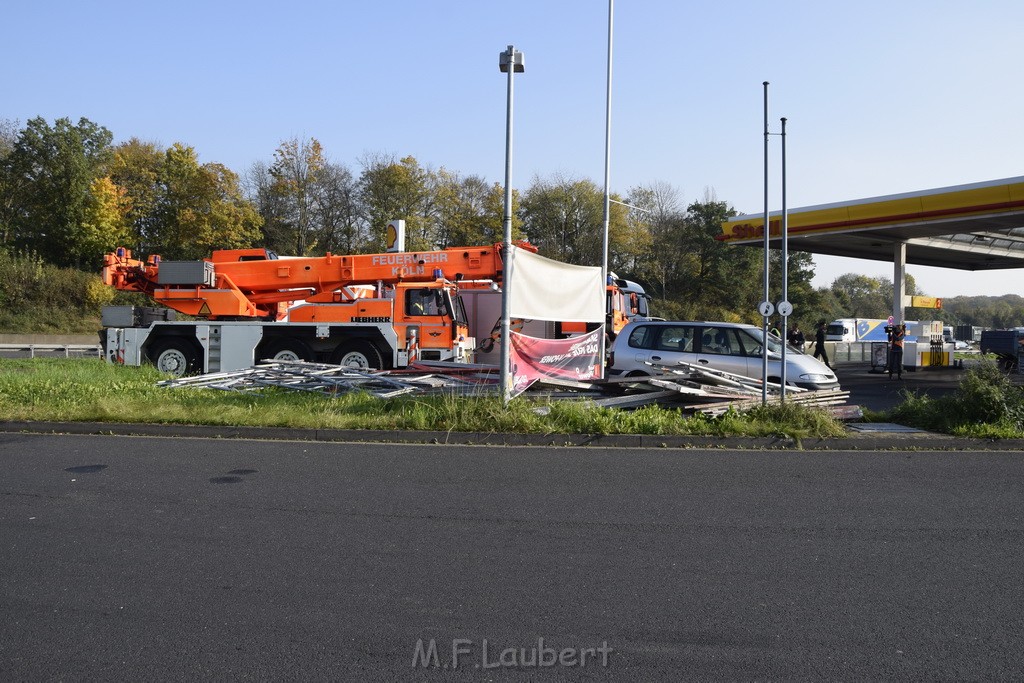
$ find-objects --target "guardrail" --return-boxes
[829,342,878,363]
[789,342,875,363]
[0,344,102,358]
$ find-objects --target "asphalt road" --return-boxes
[2,433,1023,680]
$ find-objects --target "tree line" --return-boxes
[1,115,1022,332]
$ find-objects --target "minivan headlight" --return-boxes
[799,373,832,381]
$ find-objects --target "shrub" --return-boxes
[0,247,116,332]
[889,361,1024,435]
[0,248,45,308]
[946,362,1024,431]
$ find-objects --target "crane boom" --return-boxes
[102,242,536,320]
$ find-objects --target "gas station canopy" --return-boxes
[718,176,1024,271]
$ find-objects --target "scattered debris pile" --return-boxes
[157,359,854,417]
[156,360,489,399]
[597,361,853,417]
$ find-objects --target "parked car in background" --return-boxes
[608,320,840,391]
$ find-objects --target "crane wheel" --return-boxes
[149,338,200,377]
[331,340,384,371]
[258,338,314,364]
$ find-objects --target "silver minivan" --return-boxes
[608,321,839,391]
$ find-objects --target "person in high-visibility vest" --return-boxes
[889,323,906,380]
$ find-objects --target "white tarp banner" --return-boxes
[506,245,604,322]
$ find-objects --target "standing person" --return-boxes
[889,322,906,380]
[788,325,805,349]
[813,320,831,369]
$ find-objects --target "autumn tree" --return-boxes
[149,144,262,259]
[482,182,521,245]
[108,138,164,250]
[606,195,649,277]
[248,141,362,257]
[0,117,113,266]
[671,195,761,321]
[267,137,324,255]
[77,176,132,261]
[942,294,1024,329]
[823,271,929,321]
[0,118,20,247]
[518,174,602,265]
[626,181,687,299]
[247,159,288,252]
[829,273,892,318]
[310,162,362,254]
[356,154,432,251]
[799,286,848,333]
[0,119,16,156]
[767,250,823,332]
[431,169,492,248]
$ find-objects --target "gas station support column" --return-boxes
[892,241,906,324]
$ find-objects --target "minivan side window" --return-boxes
[655,326,694,352]
[627,325,655,349]
[699,326,744,356]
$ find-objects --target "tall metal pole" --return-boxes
[601,0,613,290]
[599,0,614,368]
[498,45,522,404]
[780,116,788,401]
[761,81,770,406]
[893,242,907,324]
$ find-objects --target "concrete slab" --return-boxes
[847,423,928,434]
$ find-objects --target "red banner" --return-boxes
[509,329,604,397]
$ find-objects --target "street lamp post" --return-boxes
[498,45,524,403]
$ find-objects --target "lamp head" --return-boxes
[499,46,525,73]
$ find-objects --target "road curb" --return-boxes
[3,420,1024,451]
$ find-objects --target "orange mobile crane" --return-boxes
[100,243,525,376]
[100,241,653,376]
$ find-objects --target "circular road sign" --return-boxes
[758,301,775,317]
[777,301,793,316]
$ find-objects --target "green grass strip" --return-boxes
[0,358,851,439]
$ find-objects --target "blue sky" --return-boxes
[5,0,1024,297]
